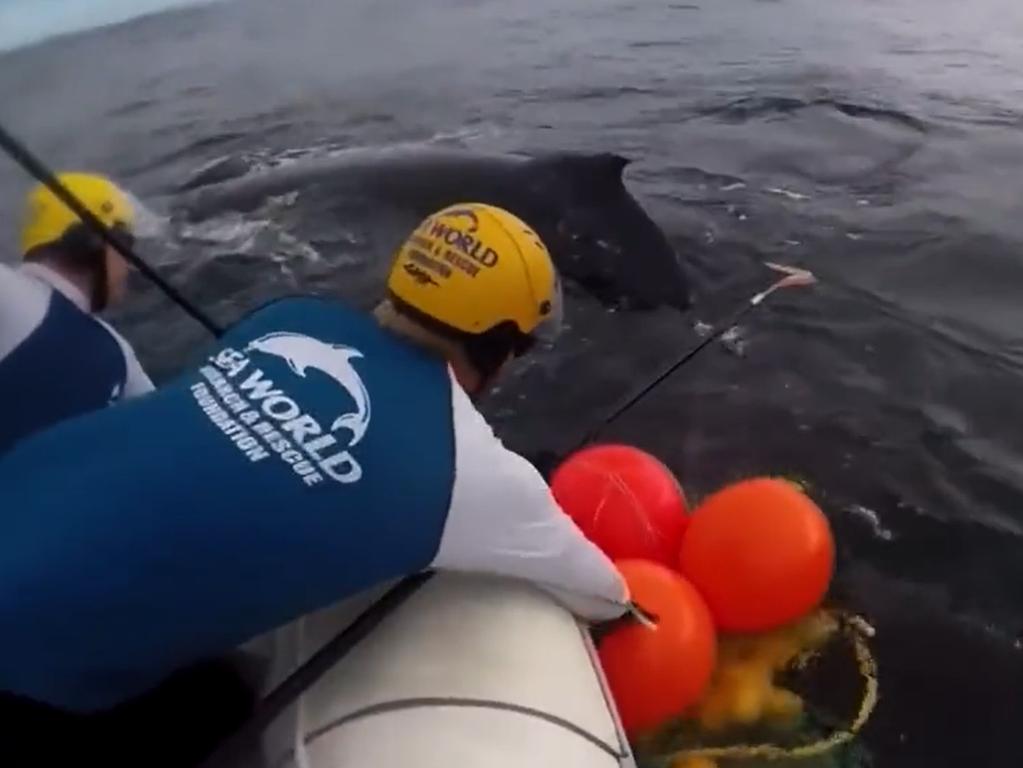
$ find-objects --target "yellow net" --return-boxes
[635,612,879,768]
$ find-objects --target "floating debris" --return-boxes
[847,504,895,541]
[764,186,810,201]
[720,325,746,356]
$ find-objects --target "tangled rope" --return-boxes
[657,613,879,767]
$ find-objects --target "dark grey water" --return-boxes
[2,0,1023,764]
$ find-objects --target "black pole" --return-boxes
[572,298,762,451]
[572,264,815,452]
[0,122,222,337]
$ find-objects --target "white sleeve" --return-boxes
[100,321,155,397]
[120,345,155,397]
[0,265,48,360]
[431,370,629,622]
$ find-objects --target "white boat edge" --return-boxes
[252,573,638,768]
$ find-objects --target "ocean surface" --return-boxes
[2,0,1022,764]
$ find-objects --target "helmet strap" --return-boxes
[59,224,109,312]
[89,249,110,313]
[461,326,519,393]
[385,294,524,397]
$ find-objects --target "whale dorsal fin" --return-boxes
[528,152,632,191]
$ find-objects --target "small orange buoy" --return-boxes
[678,478,835,632]
[551,444,689,566]
[598,560,717,736]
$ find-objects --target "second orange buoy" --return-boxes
[678,477,835,632]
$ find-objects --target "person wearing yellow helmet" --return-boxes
[376,203,564,396]
[19,172,137,310]
[0,202,626,762]
[0,172,153,454]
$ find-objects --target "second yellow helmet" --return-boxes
[20,173,135,257]
[387,202,562,349]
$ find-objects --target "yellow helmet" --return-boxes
[387,203,563,354]
[20,173,135,256]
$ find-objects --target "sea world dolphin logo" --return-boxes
[441,207,479,232]
[244,332,372,447]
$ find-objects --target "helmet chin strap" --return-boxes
[446,353,489,402]
[466,365,498,403]
[88,250,110,313]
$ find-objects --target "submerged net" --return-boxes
[633,612,878,768]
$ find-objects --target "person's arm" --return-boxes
[432,375,628,621]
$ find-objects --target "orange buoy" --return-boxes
[678,478,835,632]
[598,559,717,736]
[551,444,689,566]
